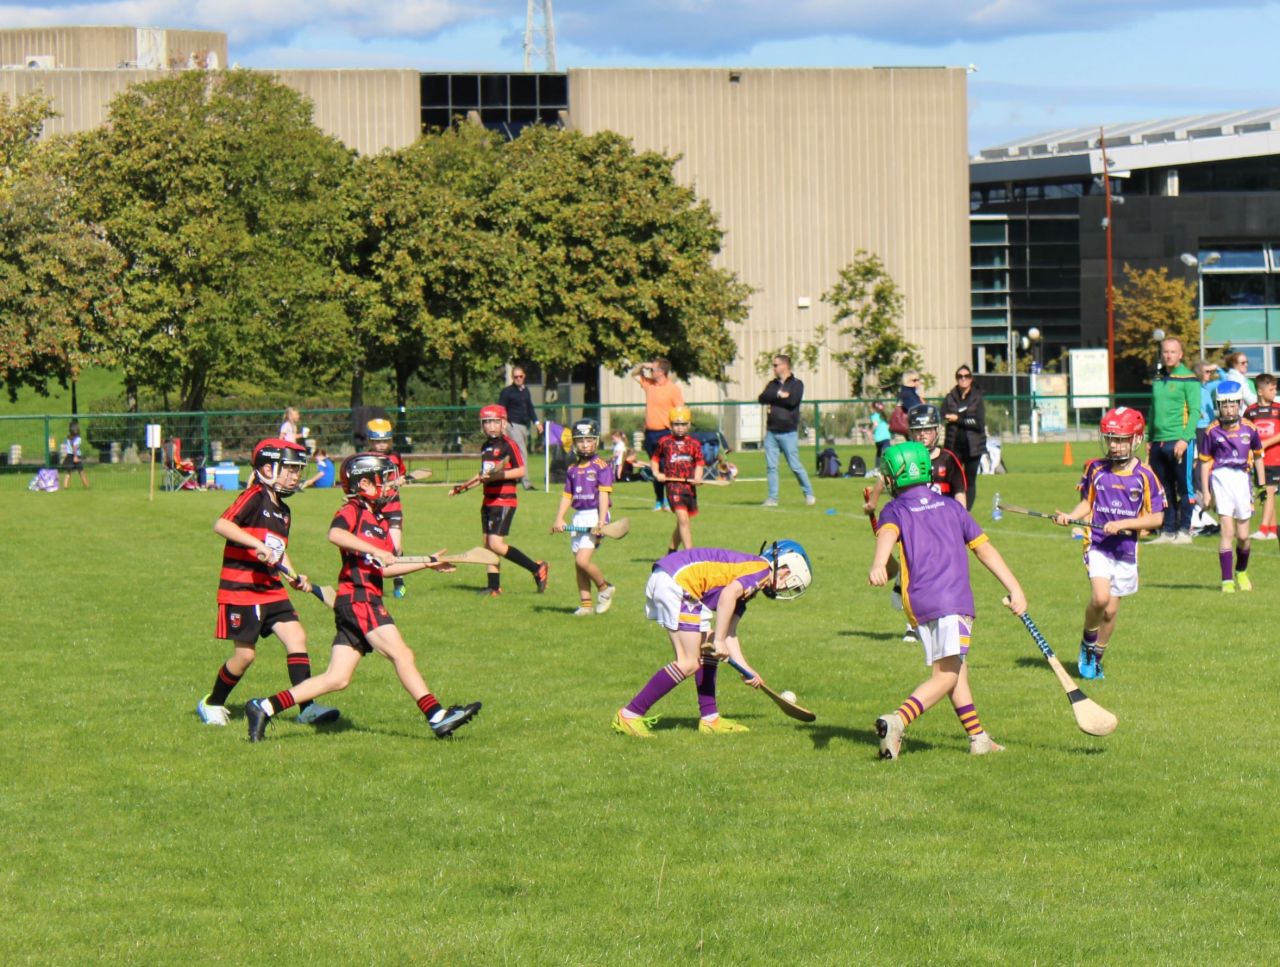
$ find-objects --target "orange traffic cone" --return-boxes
[1062,441,1073,466]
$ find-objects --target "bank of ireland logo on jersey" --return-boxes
[230,612,242,630]
[482,460,497,476]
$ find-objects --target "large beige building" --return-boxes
[1,27,971,409]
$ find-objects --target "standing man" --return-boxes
[498,366,543,491]
[1148,337,1200,544]
[634,358,686,512]
[758,354,815,507]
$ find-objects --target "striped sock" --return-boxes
[416,693,441,719]
[695,656,719,719]
[286,653,313,711]
[895,694,925,728]
[208,663,241,706]
[953,702,984,737]
[1082,627,1100,647]
[266,690,297,716]
[625,662,688,716]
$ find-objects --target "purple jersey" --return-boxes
[655,548,771,613]
[1198,420,1263,473]
[564,456,613,511]
[878,484,987,626]
[1077,458,1166,564]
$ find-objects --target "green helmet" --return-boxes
[881,441,932,492]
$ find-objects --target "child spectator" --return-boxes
[61,420,89,489]
[551,419,616,615]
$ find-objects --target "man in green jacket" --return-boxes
[1148,337,1200,544]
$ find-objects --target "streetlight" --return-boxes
[1011,329,1030,439]
[1028,327,1043,443]
[1180,251,1222,360]
[1153,328,1166,380]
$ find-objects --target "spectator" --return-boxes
[299,448,335,490]
[1148,337,1200,543]
[898,372,924,413]
[61,419,89,489]
[634,358,686,511]
[1222,352,1258,406]
[757,354,815,507]
[1194,360,1222,447]
[942,366,987,510]
[498,365,543,491]
[869,401,891,464]
[279,407,301,445]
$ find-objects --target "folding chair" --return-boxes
[693,430,736,480]
[163,438,201,491]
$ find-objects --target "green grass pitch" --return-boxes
[3,444,1278,963]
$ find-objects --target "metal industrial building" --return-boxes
[970,111,1280,387]
[1,26,972,406]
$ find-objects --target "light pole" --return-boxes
[1153,328,1166,380]
[1179,251,1222,361]
[1028,327,1043,443]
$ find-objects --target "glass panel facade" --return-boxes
[420,73,569,137]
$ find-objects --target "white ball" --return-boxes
[779,690,797,704]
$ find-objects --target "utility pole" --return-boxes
[523,0,557,72]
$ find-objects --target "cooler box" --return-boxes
[211,463,241,490]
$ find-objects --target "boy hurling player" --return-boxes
[613,542,812,738]
[1244,373,1280,540]
[551,419,617,615]
[458,404,548,597]
[366,417,433,597]
[651,406,706,554]
[869,442,1025,760]
[245,453,480,741]
[198,439,339,727]
[1052,408,1166,680]
[1199,382,1266,593]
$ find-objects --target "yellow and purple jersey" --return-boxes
[654,548,771,613]
[1199,420,1263,473]
[564,456,613,512]
[878,485,987,626]
[1077,458,1166,564]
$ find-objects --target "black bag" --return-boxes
[817,448,841,478]
[845,455,867,478]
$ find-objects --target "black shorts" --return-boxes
[482,504,516,537]
[333,596,396,655]
[62,454,83,470]
[216,599,300,643]
[1265,466,1280,487]
[666,481,699,517]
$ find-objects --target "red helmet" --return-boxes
[1100,407,1145,463]
[252,438,308,493]
[479,404,507,422]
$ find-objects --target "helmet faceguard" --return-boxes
[1099,407,1145,465]
[880,442,932,494]
[340,453,398,507]
[759,539,812,601]
[669,406,692,434]
[571,419,600,459]
[907,404,941,449]
[1215,382,1244,425]
[479,404,507,437]
[366,418,394,453]
[252,438,309,494]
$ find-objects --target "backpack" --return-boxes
[888,405,909,436]
[845,455,867,478]
[817,447,841,478]
[29,468,59,492]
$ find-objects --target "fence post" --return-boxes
[43,415,51,467]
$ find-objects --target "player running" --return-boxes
[1199,382,1266,593]
[613,542,813,738]
[1244,373,1280,539]
[197,438,339,728]
[869,442,1024,759]
[550,419,617,615]
[651,406,705,554]
[1051,407,1166,680]
[245,453,480,741]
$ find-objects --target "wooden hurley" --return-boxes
[1015,609,1118,737]
[725,657,816,723]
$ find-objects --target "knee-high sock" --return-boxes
[287,653,313,710]
[1220,550,1234,581]
[1237,545,1251,574]
[695,657,719,718]
[625,662,687,716]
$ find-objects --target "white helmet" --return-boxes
[760,539,812,601]
[1215,381,1244,421]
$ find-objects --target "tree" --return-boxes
[1112,264,1199,367]
[492,126,751,382]
[70,71,361,411]
[822,250,927,396]
[0,94,125,401]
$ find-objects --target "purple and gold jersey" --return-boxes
[1077,458,1166,564]
[878,485,987,626]
[564,456,614,511]
[1198,420,1263,473]
[655,548,771,613]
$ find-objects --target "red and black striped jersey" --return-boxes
[931,447,968,498]
[1245,402,1280,466]
[653,433,705,480]
[380,451,407,515]
[217,483,290,605]
[331,498,394,601]
[481,435,523,507]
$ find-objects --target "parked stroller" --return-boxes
[691,430,737,481]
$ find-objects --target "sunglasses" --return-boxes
[956,373,972,380]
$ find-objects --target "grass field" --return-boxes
[4,445,1279,964]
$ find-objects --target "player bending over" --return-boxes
[198,439,340,727]
[613,541,812,738]
[245,453,480,742]
[551,419,616,615]
[1199,382,1265,593]
[869,442,1024,759]
[1052,407,1165,680]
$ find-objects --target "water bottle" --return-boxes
[992,492,1003,521]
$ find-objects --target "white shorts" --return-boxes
[915,614,972,666]
[569,508,600,553]
[1085,549,1139,598]
[1211,469,1255,521]
[644,570,708,633]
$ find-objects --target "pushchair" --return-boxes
[692,430,736,481]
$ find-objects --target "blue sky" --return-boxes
[7,1,1280,149]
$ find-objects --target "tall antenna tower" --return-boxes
[523,0,557,72]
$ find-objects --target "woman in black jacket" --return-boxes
[942,366,986,510]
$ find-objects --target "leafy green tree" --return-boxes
[0,94,125,401]
[822,250,927,395]
[70,70,360,411]
[1113,264,1199,366]
[493,126,750,382]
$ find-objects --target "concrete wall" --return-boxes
[267,70,422,156]
[568,67,972,405]
[0,27,226,69]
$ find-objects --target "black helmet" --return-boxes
[907,404,941,431]
[340,452,396,503]
[572,418,600,439]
